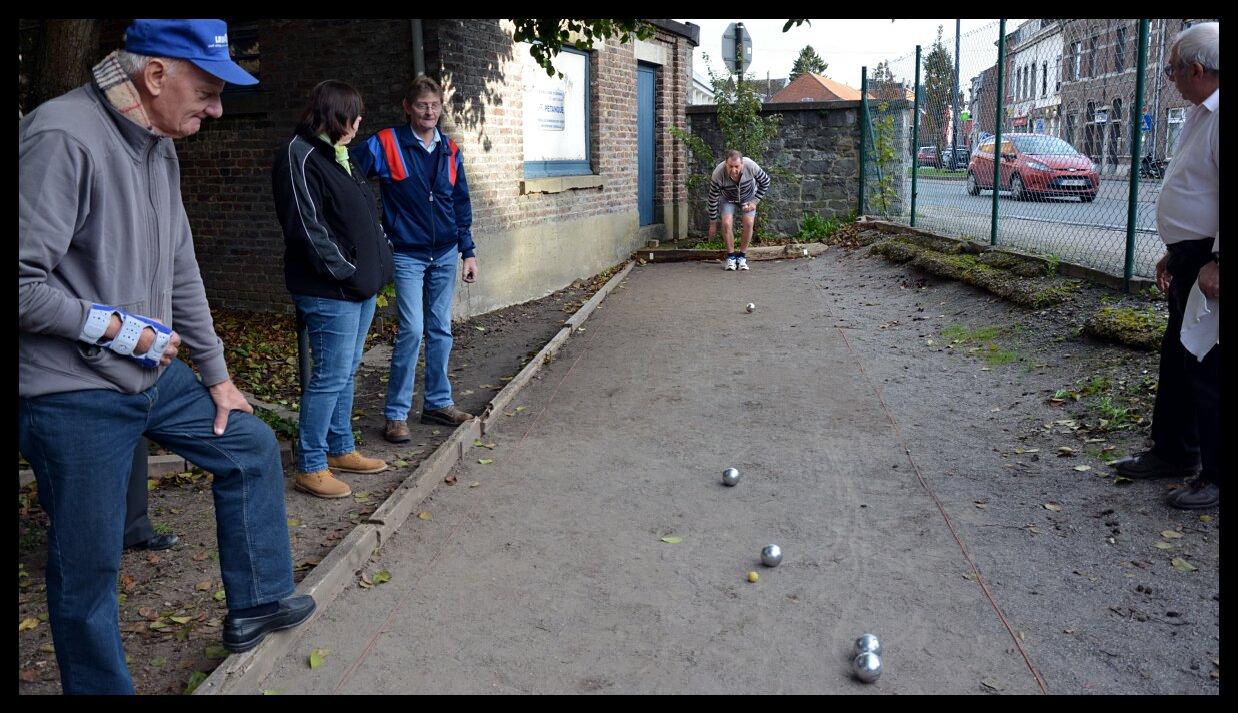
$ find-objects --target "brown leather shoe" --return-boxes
[384,419,411,443]
[327,451,388,474]
[420,404,474,426]
[294,470,352,499]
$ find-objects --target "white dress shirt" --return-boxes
[1157,88,1219,252]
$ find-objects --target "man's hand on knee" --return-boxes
[207,379,253,436]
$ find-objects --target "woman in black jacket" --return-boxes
[272,80,394,499]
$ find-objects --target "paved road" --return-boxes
[901,178,1163,278]
[258,259,1044,694]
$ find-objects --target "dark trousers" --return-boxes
[123,438,155,548]
[1150,238,1221,484]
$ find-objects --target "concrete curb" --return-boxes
[195,260,634,695]
[635,242,828,264]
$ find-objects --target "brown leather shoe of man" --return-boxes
[327,451,388,474]
[294,470,352,499]
[384,419,411,443]
[420,405,474,426]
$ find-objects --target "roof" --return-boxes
[768,72,914,103]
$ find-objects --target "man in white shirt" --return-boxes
[1111,22,1219,510]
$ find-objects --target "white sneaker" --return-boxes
[737,256,749,270]
[724,257,737,271]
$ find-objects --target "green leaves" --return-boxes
[308,648,330,669]
[511,19,655,77]
[205,644,230,660]
[372,569,391,585]
[185,671,208,694]
[478,458,494,465]
[660,535,682,544]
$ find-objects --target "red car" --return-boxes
[916,146,939,168]
[966,133,1098,202]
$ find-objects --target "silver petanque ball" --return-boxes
[852,652,882,683]
[722,468,741,486]
[854,633,881,657]
[760,544,782,567]
[746,303,756,313]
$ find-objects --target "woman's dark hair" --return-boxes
[296,80,365,143]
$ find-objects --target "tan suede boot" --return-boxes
[327,451,389,474]
[294,470,352,499]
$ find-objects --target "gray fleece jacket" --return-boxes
[18,82,229,398]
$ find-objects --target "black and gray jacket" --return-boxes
[706,157,771,220]
[272,133,394,301]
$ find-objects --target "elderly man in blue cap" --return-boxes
[19,20,313,694]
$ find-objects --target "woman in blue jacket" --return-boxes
[272,80,394,498]
[352,76,478,443]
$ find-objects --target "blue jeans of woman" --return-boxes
[17,359,295,694]
[385,250,457,421]
[292,294,377,472]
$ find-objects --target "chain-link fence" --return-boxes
[859,19,1209,283]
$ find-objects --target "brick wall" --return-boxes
[95,19,694,314]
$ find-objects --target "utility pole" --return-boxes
[951,18,961,168]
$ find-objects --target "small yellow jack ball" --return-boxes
[747,571,759,583]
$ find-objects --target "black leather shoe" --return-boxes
[1165,478,1220,510]
[222,595,316,653]
[1111,451,1200,480]
[125,533,179,551]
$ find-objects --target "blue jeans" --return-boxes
[17,359,295,694]
[292,294,376,472]
[385,250,458,421]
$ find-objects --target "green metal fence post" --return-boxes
[991,20,1006,246]
[910,46,922,227]
[859,66,868,217]
[1125,19,1150,291]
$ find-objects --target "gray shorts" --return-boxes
[720,201,756,219]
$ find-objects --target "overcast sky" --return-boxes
[677,19,1028,99]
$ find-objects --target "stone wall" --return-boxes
[684,99,911,236]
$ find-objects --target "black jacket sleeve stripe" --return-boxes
[286,137,355,280]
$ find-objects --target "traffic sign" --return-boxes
[721,22,753,74]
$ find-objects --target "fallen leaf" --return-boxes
[393,460,409,468]
[1200,515,1213,523]
[148,620,171,631]
[138,606,159,621]
[660,536,682,544]
[1113,475,1133,485]
[373,569,391,585]
[469,482,480,488]
[474,326,486,331]
[146,553,161,564]
[1161,530,1184,539]
[287,518,301,527]
[192,551,209,562]
[1043,503,1062,512]
[121,574,137,591]
[169,615,193,625]
[478,458,494,465]
[417,511,432,521]
[1154,542,1174,550]
[18,617,39,632]
[195,580,212,591]
[1073,465,1092,472]
[981,677,1003,691]
[963,571,978,581]
[263,690,281,695]
[358,573,373,589]
[213,589,227,602]
[353,491,371,503]
[515,406,526,412]
[309,648,330,669]
[19,667,40,683]
[147,479,159,491]
[1057,446,1077,456]
[205,644,230,660]
[39,643,54,654]
[185,671,208,694]
[444,474,458,485]
[1171,557,1198,572]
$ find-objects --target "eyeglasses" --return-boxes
[411,102,441,112]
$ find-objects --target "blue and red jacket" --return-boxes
[352,124,475,260]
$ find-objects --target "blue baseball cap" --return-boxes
[124,19,258,86]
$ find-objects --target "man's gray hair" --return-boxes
[115,50,184,80]
[1171,22,1219,73]
[726,149,742,162]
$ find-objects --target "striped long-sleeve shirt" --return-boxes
[707,157,771,220]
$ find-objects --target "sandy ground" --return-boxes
[256,251,1218,694]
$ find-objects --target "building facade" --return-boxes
[85,18,698,315]
[1004,19,1064,139]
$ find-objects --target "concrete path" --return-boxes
[258,257,1043,694]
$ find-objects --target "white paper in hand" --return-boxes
[1180,277,1218,361]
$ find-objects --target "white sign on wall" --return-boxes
[520,45,587,164]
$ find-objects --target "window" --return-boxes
[1072,43,1082,80]
[221,19,260,94]
[1115,26,1128,72]
[1029,64,1035,99]
[1042,61,1048,96]
[1065,112,1076,146]
[1088,36,1099,77]
[521,46,591,177]
[1166,107,1186,157]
